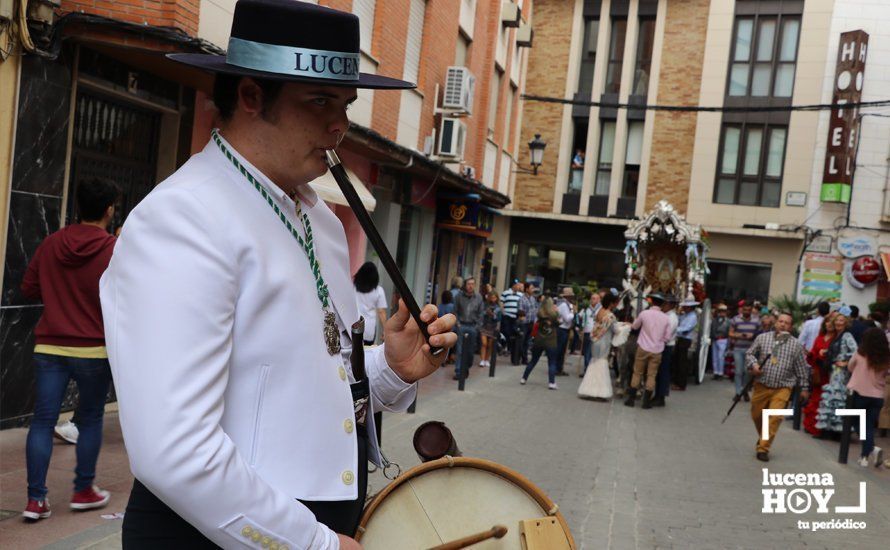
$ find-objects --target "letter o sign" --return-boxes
[787,489,813,514]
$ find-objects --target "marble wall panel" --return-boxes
[0,306,41,428]
[1,192,61,307]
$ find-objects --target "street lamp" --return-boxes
[528,133,546,175]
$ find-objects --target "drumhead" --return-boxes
[357,457,574,549]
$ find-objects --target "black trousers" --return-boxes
[122,427,369,548]
[672,337,692,388]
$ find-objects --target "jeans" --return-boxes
[733,349,749,396]
[521,322,533,362]
[26,353,112,500]
[522,346,558,384]
[851,392,885,458]
[501,316,516,349]
[711,338,728,375]
[673,337,692,389]
[556,328,570,372]
[582,333,592,373]
[454,325,479,376]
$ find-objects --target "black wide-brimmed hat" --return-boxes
[168,0,414,90]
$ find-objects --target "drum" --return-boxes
[357,456,575,549]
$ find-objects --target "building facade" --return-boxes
[508,0,889,307]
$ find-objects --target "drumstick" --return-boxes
[426,525,508,550]
[325,150,443,356]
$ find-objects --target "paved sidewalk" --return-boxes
[2,353,889,549]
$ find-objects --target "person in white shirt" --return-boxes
[556,287,576,375]
[99,3,457,549]
[653,295,679,407]
[354,262,388,345]
[799,301,830,352]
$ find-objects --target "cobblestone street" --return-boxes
[2,354,889,549]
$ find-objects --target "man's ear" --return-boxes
[237,78,264,117]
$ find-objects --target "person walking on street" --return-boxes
[518,282,538,363]
[521,297,561,389]
[353,262,387,345]
[626,294,672,409]
[579,297,597,374]
[746,313,810,462]
[799,301,830,353]
[555,288,576,375]
[578,293,620,399]
[449,275,464,302]
[454,277,484,380]
[653,295,678,406]
[21,178,120,521]
[711,304,730,380]
[672,300,699,391]
[500,279,523,357]
[479,291,502,369]
[846,327,889,467]
[815,313,858,437]
[803,312,837,437]
[730,301,759,402]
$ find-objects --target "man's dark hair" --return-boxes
[650,296,664,307]
[440,290,453,305]
[213,74,286,122]
[76,178,120,221]
[850,305,860,318]
[353,261,380,294]
[817,301,830,316]
[601,293,618,309]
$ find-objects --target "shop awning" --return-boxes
[309,167,376,212]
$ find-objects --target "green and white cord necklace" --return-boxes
[212,129,341,355]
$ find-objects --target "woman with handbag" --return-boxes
[803,312,837,436]
[521,298,561,390]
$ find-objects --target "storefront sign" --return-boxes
[846,256,881,289]
[801,253,843,301]
[836,234,877,258]
[806,235,834,254]
[821,30,868,204]
[436,196,493,237]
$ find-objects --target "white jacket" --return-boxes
[100,137,416,549]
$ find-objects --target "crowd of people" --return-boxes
[437,276,890,468]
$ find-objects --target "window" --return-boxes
[353,0,377,55]
[714,123,787,207]
[488,68,502,133]
[605,19,627,94]
[403,0,426,83]
[633,18,656,96]
[568,120,588,194]
[728,15,800,98]
[455,33,470,66]
[577,18,599,94]
[595,121,616,195]
[623,121,644,198]
[504,84,517,148]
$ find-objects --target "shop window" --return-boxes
[706,260,772,304]
[714,122,786,207]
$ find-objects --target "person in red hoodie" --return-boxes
[20,177,119,521]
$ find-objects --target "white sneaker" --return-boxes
[548,383,558,390]
[857,456,869,467]
[54,420,78,445]
[520,378,526,385]
[870,447,883,468]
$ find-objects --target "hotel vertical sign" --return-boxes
[821,30,868,204]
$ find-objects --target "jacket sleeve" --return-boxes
[366,344,417,412]
[745,335,764,369]
[21,243,43,301]
[100,187,337,550]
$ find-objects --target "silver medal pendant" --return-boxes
[324,310,341,355]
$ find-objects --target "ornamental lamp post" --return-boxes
[528,134,546,175]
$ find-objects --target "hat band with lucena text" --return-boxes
[226,37,360,81]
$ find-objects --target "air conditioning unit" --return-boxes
[501,1,521,28]
[443,66,475,114]
[437,117,467,158]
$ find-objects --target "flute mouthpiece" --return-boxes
[324,149,341,168]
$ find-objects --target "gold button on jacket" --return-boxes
[342,470,355,485]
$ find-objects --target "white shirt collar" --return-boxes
[207,130,319,209]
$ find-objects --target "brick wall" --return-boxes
[61,1,200,36]
[415,0,460,152]
[464,0,499,174]
[368,0,411,141]
[513,0,572,212]
[644,0,711,214]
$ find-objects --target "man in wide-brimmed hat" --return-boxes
[672,299,700,391]
[100,2,456,548]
